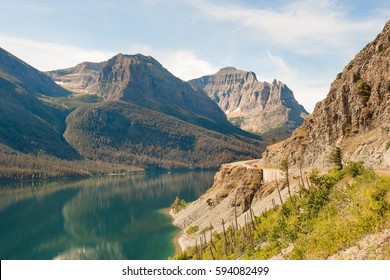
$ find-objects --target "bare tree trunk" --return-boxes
[306,177,312,190]
[275,172,283,205]
[234,190,239,230]
[222,219,228,255]
[299,159,305,187]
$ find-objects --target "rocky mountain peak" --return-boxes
[261,20,390,168]
[189,67,307,138]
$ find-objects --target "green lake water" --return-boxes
[0,171,215,260]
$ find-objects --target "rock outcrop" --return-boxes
[189,67,308,138]
[261,20,390,169]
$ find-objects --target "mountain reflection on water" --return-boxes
[0,171,215,259]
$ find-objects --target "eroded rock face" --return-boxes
[261,20,390,169]
[189,67,308,136]
[212,164,264,214]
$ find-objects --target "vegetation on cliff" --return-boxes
[175,163,389,260]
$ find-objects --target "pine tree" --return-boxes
[330,147,343,170]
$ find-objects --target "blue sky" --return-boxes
[0,0,388,111]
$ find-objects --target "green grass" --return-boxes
[176,163,390,259]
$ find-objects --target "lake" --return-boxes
[0,171,215,260]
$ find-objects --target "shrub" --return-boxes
[186,225,199,234]
[345,161,365,177]
[171,196,188,214]
[385,141,390,150]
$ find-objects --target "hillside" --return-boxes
[65,101,263,169]
[173,163,389,260]
[189,67,307,139]
[0,48,79,159]
[261,20,390,169]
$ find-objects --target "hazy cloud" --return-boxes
[0,34,115,71]
[188,0,385,54]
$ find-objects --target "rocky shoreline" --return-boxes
[169,159,302,251]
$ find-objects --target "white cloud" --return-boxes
[187,0,385,54]
[124,43,219,80]
[158,50,218,80]
[0,34,115,71]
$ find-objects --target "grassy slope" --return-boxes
[175,163,390,259]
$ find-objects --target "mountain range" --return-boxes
[0,48,270,172]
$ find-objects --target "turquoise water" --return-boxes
[0,171,215,260]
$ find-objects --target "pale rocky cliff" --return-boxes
[47,61,106,94]
[189,67,308,138]
[261,20,390,169]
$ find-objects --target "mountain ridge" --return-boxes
[189,67,308,140]
[48,54,260,138]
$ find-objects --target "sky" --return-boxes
[0,0,388,112]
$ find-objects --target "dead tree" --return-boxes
[275,172,283,205]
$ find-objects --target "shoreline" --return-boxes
[159,207,182,258]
